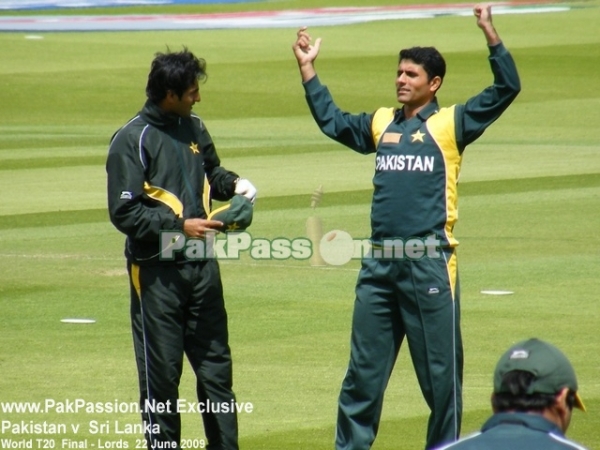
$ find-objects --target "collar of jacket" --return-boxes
[394,98,440,122]
[140,99,181,129]
[481,412,565,437]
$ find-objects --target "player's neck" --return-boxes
[401,102,431,120]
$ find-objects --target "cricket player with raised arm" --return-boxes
[292,3,520,449]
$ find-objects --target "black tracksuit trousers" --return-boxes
[128,260,238,450]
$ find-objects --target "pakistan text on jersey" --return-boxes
[375,155,434,172]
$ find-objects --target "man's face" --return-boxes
[166,79,201,118]
[395,59,440,109]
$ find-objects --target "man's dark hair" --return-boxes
[492,370,561,413]
[399,47,446,82]
[146,47,207,103]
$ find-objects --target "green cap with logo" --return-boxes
[493,338,586,411]
[207,195,253,232]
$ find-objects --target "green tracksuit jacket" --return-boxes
[106,99,238,264]
[303,42,520,247]
[107,100,241,449]
[303,42,521,450]
[435,413,588,450]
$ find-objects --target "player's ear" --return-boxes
[161,90,180,110]
[165,89,180,103]
[552,387,573,433]
[555,387,570,412]
[429,76,442,92]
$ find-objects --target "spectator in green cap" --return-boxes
[436,338,587,450]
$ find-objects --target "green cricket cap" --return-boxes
[207,195,253,232]
[493,338,586,411]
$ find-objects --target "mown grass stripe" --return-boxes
[0,209,110,230]
[0,145,339,170]
[0,173,598,230]
[460,173,600,196]
[0,156,107,170]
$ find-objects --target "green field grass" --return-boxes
[1,1,599,449]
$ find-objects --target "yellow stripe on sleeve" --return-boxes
[143,182,184,218]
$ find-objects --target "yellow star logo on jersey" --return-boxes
[189,142,200,154]
[227,222,240,231]
[411,130,426,143]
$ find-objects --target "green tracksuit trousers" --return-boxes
[128,260,238,450]
[336,250,463,450]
